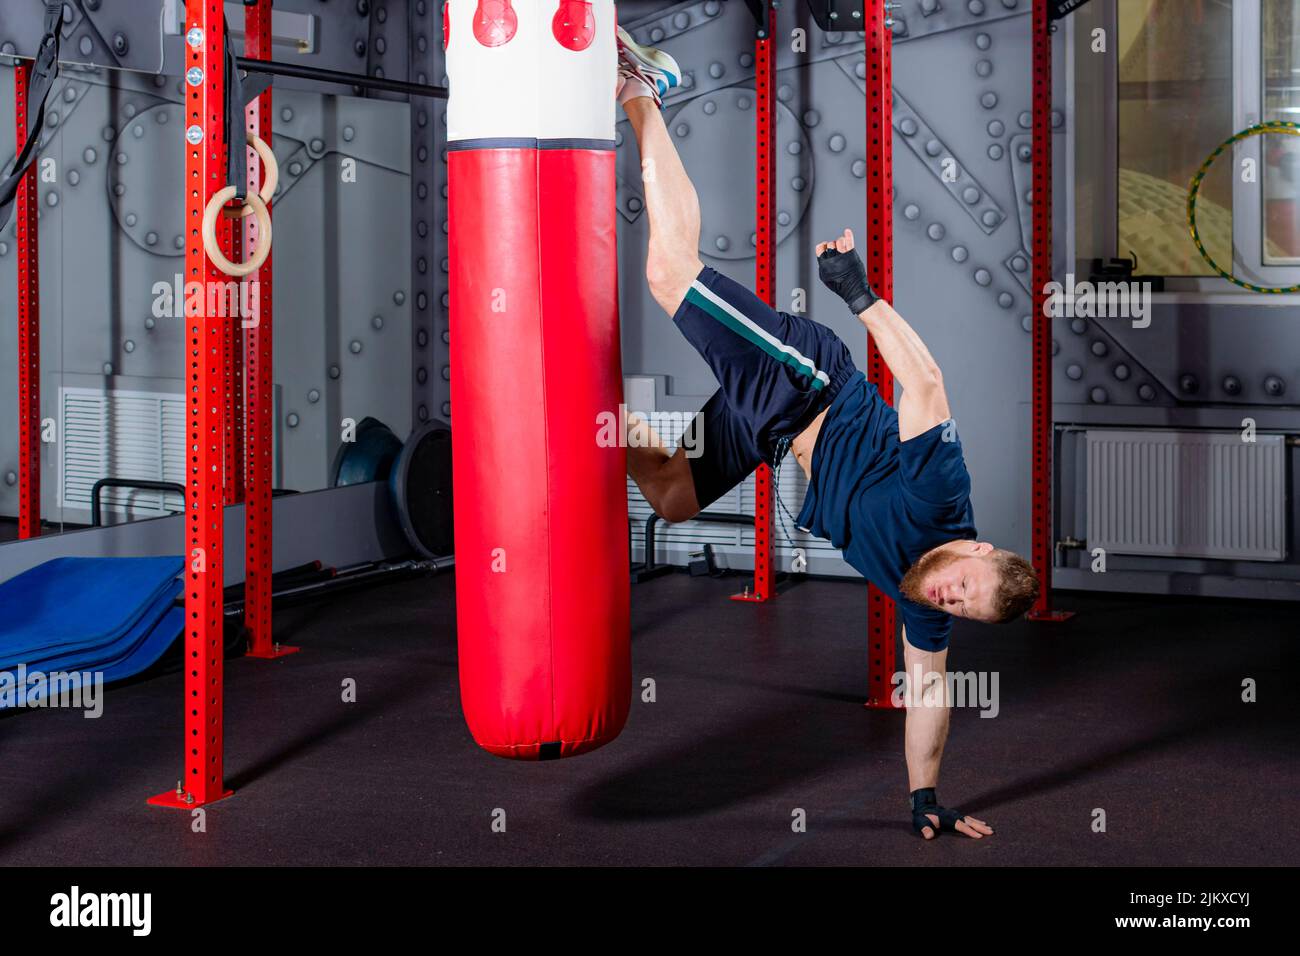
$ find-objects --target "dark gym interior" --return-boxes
[0,0,1296,896]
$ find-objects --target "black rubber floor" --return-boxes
[0,571,1294,866]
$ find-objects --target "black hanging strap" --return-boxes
[0,1,63,232]
[223,18,249,204]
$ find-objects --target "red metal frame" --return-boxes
[225,310,244,505]
[1029,0,1073,622]
[242,0,294,659]
[226,123,242,504]
[863,2,900,708]
[150,6,234,809]
[14,63,41,541]
[733,3,777,604]
[225,91,245,509]
[224,277,242,505]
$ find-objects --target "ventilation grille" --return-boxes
[1085,428,1287,561]
[626,411,850,574]
[60,387,186,520]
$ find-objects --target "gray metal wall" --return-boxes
[2,0,1297,600]
[0,1,444,533]
[0,481,407,583]
[617,0,1052,575]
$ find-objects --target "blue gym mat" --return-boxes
[10,581,182,675]
[0,556,186,710]
[0,556,183,661]
[5,602,184,709]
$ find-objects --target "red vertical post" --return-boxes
[223,272,242,504]
[1028,0,1072,622]
[733,2,777,604]
[225,156,241,503]
[150,7,233,809]
[224,31,246,508]
[242,0,293,659]
[864,1,900,708]
[224,301,244,504]
[14,63,41,540]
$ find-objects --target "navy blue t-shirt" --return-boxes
[795,371,977,652]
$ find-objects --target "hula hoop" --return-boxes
[1186,120,1300,293]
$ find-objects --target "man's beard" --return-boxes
[899,547,960,607]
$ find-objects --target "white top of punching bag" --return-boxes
[445,0,617,145]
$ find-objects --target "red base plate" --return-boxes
[147,787,234,809]
[1027,609,1076,622]
[246,643,301,659]
[864,697,905,711]
[729,591,769,603]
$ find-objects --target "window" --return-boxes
[1071,0,1300,289]
[1115,0,1235,277]
[1262,0,1300,264]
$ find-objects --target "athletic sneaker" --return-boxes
[616,25,681,107]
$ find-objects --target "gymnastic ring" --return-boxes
[202,186,272,277]
[1186,121,1300,293]
[221,134,279,220]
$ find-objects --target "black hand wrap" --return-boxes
[817,245,879,316]
[909,787,964,837]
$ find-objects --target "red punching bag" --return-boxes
[445,0,629,759]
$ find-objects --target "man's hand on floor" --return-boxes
[910,788,995,840]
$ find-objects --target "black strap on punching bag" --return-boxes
[0,1,63,232]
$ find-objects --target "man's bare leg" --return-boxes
[622,94,833,505]
[623,96,704,316]
[623,409,698,523]
[618,94,704,522]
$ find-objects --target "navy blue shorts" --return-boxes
[672,266,858,509]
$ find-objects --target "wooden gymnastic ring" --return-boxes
[222,133,279,220]
[202,187,272,277]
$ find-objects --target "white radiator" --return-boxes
[60,387,186,520]
[1086,429,1287,561]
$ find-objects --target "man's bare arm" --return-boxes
[815,228,951,440]
[858,298,951,442]
[902,631,995,841]
[903,634,950,796]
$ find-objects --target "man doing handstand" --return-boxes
[615,30,1039,840]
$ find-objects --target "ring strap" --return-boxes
[0,1,64,231]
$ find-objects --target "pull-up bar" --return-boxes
[235,56,448,100]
